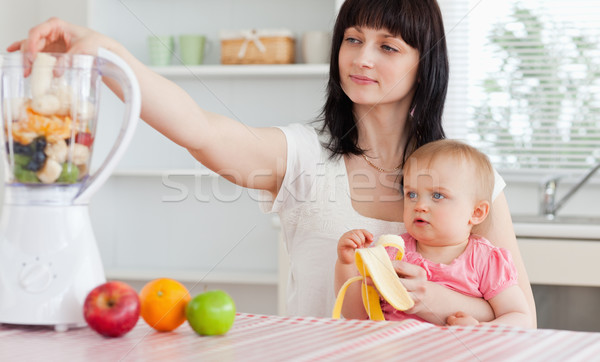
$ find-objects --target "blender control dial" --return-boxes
[19,262,53,293]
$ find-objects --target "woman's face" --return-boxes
[338,26,420,108]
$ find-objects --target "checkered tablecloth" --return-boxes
[1,313,599,361]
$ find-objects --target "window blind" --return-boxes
[441,0,600,173]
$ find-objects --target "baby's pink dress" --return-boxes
[381,233,518,322]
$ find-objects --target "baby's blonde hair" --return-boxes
[404,139,494,203]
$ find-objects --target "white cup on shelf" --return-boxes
[301,31,331,64]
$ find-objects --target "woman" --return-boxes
[10,0,535,325]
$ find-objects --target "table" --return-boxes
[1,313,600,361]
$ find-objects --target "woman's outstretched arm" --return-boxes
[9,18,288,197]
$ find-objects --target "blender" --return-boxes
[0,49,140,331]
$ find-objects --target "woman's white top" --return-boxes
[254,123,505,317]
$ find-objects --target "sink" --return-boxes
[512,214,600,225]
[512,214,600,240]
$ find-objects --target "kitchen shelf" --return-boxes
[151,64,329,79]
[112,168,219,178]
[105,267,278,286]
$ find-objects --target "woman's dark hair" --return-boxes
[320,0,448,165]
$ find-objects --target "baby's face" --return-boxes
[402,156,478,246]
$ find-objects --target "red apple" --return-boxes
[83,281,140,337]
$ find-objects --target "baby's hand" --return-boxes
[337,229,373,265]
[446,311,480,326]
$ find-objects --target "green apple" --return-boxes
[186,290,236,336]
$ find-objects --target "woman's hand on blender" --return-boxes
[7,18,113,74]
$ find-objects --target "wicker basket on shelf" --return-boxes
[220,29,295,65]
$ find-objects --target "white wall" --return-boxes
[0,0,88,50]
[0,1,38,51]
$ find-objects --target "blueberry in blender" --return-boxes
[13,142,33,156]
[34,137,47,151]
[25,150,46,171]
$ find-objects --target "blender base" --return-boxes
[55,322,88,332]
[0,204,105,328]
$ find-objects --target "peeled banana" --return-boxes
[332,234,414,320]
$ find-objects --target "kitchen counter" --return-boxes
[2,313,600,361]
[512,215,600,240]
[511,215,600,287]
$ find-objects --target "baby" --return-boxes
[336,139,531,327]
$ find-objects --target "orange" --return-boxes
[139,278,191,332]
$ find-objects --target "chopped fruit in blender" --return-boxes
[14,165,39,183]
[77,101,96,122]
[75,132,94,147]
[30,53,56,99]
[55,81,73,116]
[12,131,38,146]
[25,151,46,171]
[2,97,26,121]
[44,139,68,163]
[11,109,73,144]
[57,163,80,184]
[70,144,90,166]
[14,154,31,167]
[31,94,61,116]
[36,158,62,184]
[77,163,88,177]
[34,137,47,151]
[4,53,96,186]
[13,142,33,155]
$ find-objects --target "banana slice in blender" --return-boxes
[30,53,57,99]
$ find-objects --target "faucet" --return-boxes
[540,162,600,219]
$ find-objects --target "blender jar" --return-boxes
[1,51,139,206]
[1,53,99,203]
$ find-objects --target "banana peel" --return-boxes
[332,234,414,320]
